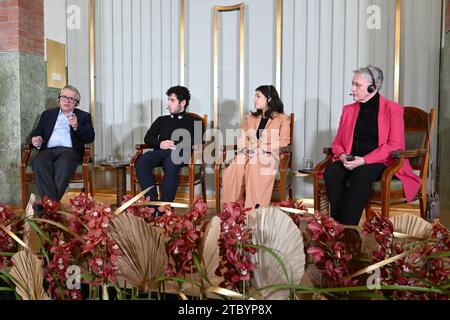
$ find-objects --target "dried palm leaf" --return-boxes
[302,263,322,288]
[109,213,168,292]
[9,250,49,300]
[198,216,222,286]
[22,194,35,248]
[390,214,432,239]
[248,207,305,300]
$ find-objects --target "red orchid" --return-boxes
[305,211,359,289]
[153,198,210,278]
[216,201,256,290]
[307,246,325,263]
[307,220,324,241]
[363,210,450,299]
[0,205,20,269]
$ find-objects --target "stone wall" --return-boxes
[0,0,45,206]
[0,0,44,56]
[437,0,450,226]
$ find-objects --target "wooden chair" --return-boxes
[313,107,435,219]
[129,113,207,205]
[21,144,94,209]
[214,113,294,212]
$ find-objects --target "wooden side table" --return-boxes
[100,161,129,205]
[293,169,314,178]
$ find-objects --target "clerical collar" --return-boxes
[170,110,186,119]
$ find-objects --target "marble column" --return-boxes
[0,1,45,206]
[437,0,450,227]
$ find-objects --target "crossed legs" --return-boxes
[31,147,81,201]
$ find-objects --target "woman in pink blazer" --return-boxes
[222,85,291,209]
[324,65,421,225]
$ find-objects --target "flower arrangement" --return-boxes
[272,199,308,228]
[0,205,22,269]
[215,201,256,290]
[305,211,359,288]
[151,199,209,278]
[122,195,156,224]
[32,194,121,299]
[1,193,449,300]
[362,211,450,300]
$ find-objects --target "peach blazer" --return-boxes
[221,112,291,209]
[238,112,291,154]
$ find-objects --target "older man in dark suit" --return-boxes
[30,85,95,201]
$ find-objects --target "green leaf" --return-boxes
[347,291,389,300]
[424,251,450,260]
[244,243,290,284]
[0,252,16,257]
[153,275,201,288]
[0,272,15,288]
[192,252,211,286]
[26,220,54,246]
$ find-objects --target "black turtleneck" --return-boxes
[351,93,380,157]
[144,111,201,149]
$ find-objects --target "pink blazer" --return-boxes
[331,95,421,202]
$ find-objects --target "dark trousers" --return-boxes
[135,149,184,202]
[324,161,386,226]
[31,147,81,201]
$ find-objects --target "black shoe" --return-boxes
[32,204,45,216]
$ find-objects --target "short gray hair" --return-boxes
[60,85,81,102]
[353,65,384,90]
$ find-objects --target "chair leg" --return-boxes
[381,194,391,219]
[202,179,207,203]
[365,204,371,220]
[314,188,320,213]
[189,182,194,206]
[89,177,94,197]
[419,193,427,219]
[21,183,28,210]
[215,177,221,214]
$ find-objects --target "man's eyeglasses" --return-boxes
[60,95,79,103]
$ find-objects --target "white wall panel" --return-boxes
[282,0,402,199]
[67,0,90,114]
[400,0,441,172]
[94,0,180,166]
[67,0,441,197]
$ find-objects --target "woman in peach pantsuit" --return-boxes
[221,85,291,209]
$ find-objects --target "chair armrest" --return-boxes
[135,144,152,150]
[314,147,333,172]
[391,149,427,159]
[322,147,332,155]
[21,144,34,168]
[280,145,293,154]
[190,144,204,165]
[82,144,92,165]
[130,144,153,167]
[221,145,238,152]
[215,145,238,165]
